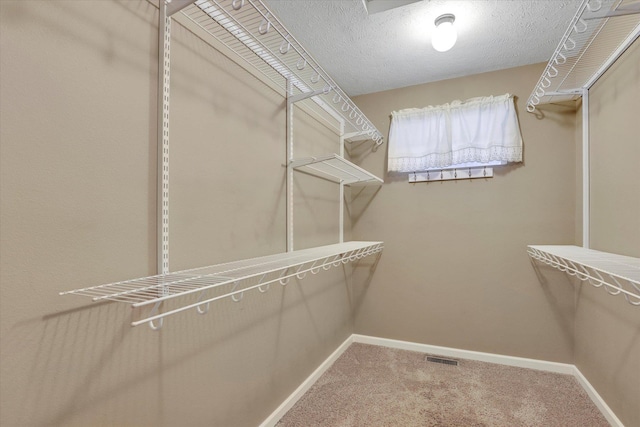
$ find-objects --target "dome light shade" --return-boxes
[432,14,457,52]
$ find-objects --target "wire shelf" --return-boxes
[173,0,384,145]
[528,245,640,306]
[527,0,640,111]
[290,154,384,185]
[61,241,384,327]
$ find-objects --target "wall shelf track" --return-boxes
[527,0,640,111]
[175,0,384,145]
[290,154,384,185]
[528,245,640,306]
[61,241,384,327]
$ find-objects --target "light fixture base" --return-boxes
[432,13,457,52]
[435,13,455,26]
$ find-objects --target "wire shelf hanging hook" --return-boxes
[310,260,321,275]
[296,58,307,70]
[574,18,588,34]
[232,0,244,10]
[148,301,164,330]
[279,38,291,55]
[555,52,567,65]
[587,0,602,12]
[258,15,271,35]
[196,291,210,314]
[624,277,640,305]
[573,262,591,281]
[332,93,341,104]
[230,281,244,302]
[598,270,622,296]
[332,256,342,267]
[279,269,290,286]
[295,263,307,280]
[564,37,576,51]
[310,73,321,84]
[547,65,558,78]
[257,273,270,293]
[342,102,350,112]
[324,255,339,270]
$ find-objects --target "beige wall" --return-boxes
[352,63,578,363]
[0,1,361,426]
[588,40,640,258]
[574,39,640,426]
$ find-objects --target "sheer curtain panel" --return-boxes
[388,94,523,173]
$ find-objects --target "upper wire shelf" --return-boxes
[290,154,384,185]
[171,0,384,145]
[61,241,384,328]
[527,0,640,112]
[528,245,640,306]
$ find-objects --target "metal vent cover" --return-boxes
[426,356,459,366]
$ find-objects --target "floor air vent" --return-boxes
[426,356,459,366]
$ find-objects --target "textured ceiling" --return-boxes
[262,0,582,96]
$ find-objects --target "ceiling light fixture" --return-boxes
[432,14,457,52]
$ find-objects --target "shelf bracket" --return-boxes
[288,89,329,104]
[544,89,584,97]
[166,0,196,17]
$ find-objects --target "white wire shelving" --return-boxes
[526,0,640,112]
[528,245,640,306]
[61,241,384,328]
[290,154,384,185]
[169,0,384,145]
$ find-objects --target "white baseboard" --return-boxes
[261,334,623,427]
[259,335,354,427]
[572,366,624,427]
[352,334,576,374]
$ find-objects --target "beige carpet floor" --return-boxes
[276,343,610,427]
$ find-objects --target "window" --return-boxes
[387,93,523,173]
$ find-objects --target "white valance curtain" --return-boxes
[388,94,523,172]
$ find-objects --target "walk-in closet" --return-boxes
[1,0,638,426]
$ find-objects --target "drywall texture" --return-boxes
[351,63,578,363]
[0,1,364,426]
[574,39,640,427]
